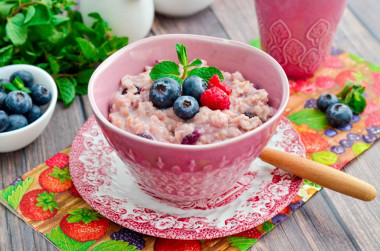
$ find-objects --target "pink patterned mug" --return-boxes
[255,0,347,78]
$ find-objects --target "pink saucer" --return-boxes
[69,116,304,240]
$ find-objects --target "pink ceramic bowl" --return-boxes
[88,34,289,202]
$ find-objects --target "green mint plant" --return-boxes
[149,43,224,84]
[337,81,367,114]
[0,0,128,106]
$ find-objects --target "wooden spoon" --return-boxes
[260,148,376,201]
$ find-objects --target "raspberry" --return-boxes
[208,75,232,95]
[200,87,230,110]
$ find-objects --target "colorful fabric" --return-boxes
[1,49,379,251]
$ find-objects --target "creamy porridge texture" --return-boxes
[109,62,274,145]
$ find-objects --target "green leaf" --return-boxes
[12,77,31,93]
[0,2,17,18]
[109,36,129,51]
[92,240,136,251]
[248,37,261,50]
[49,167,71,183]
[228,237,258,251]
[35,191,59,212]
[77,69,95,84]
[24,5,36,24]
[48,54,60,74]
[0,44,14,67]
[303,180,322,189]
[176,43,188,66]
[188,66,224,83]
[346,91,366,114]
[189,58,202,67]
[56,78,76,106]
[52,15,70,26]
[0,177,33,210]
[1,83,18,92]
[262,221,275,232]
[46,226,96,251]
[287,109,328,130]
[312,151,338,165]
[352,142,370,155]
[369,62,380,72]
[149,61,181,83]
[6,13,28,45]
[67,208,103,224]
[76,37,98,62]
[348,53,366,63]
[75,84,88,95]
[24,4,51,26]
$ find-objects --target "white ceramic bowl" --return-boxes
[154,0,215,17]
[0,65,58,152]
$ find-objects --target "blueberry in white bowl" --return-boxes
[31,84,52,106]
[0,64,57,152]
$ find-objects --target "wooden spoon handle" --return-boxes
[260,148,376,201]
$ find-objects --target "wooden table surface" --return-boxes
[1,0,380,250]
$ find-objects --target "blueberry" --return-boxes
[182,76,207,103]
[317,93,339,112]
[367,126,380,135]
[31,84,52,106]
[336,123,352,131]
[10,70,34,88]
[330,145,345,154]
[173,96,199,120]
[243,112,256,118]
[0,92,7,109]
[26,105,43,124]
[362,134,377,143]
[289,201,304,211]
[339,139,354,148]
[181,129,201,145]
[304,98,318,109]
[110,228,146,250]
[149,78,181,109]
[6,114,28,131]
[0,110,9,132]
[324,129,337,137]
[272,214,288,226]
[5,91,33,114]
[0,79,10,93]
[326,103,353,128]
[351,114,360,123]
[347,133,361,141]
[137,132,154,140]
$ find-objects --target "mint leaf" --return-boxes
[0,45,14,67]
[149,61,181,83]
[76,38,99,62]
[52,15,70,26]
[48,55,60,74]
[77,69,95,84]
[188,66,224,83]
[75,84,88,95]
[1,83,18,92]
[0,2,16,18]
[176,43,188,66]
[287,109,328,130]
[0,177,33,210]
[228,237,258,251]
[12,77,32,94]
[24,5,36,24]
[56,78,76,107]
[25,4,52,26]
[346,91,366,114]
[6,13,28,45]
[46,226,96,251]
[92,240,136,251]
[189,58,202,67]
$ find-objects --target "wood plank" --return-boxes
[347,0,380,43]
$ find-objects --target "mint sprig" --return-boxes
[337,81,367,114]
[149,43,224,84]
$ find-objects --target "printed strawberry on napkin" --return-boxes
[1,49,380,251]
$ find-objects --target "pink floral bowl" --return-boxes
[88,34,289,203]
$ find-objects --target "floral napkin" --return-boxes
[1,48,379,251]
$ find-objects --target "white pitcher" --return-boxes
[79,0,154,42]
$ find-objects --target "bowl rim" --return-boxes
[89,34,289,150]
[0,64,58,136]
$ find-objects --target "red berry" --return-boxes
[39,166,73,193]
[200,87,230,110]
[154,239,201,251]
[19,189,59,221]
[208,74,232,95]
[45,153,69,169]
